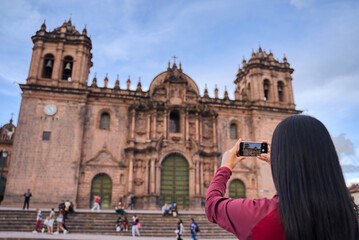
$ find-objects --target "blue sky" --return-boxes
[0,0,358,184]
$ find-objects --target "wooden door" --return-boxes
[229,179,246,199]
[90,173,112,209]
[160,154,189,209]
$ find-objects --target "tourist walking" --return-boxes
[23,189,32,210]
[32,209,42,233]
[205,115,359,240]
[91,195,101,212]
[54,210,68,234]
[190,218,199,240]
[46,208,55,234]
[61,209,69,233]
[132,215,140,237]
[176,219,184,240]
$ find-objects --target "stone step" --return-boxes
[0,209,236,238]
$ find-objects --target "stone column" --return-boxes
[272,80,278,102]
[150,159,156,193]
[147,114,151,140]
[195,112,199,141]
[156,165,161,194]
[199,115,202,144]
[53,42,64,81]
[144,161,149,194]
[189,166,195,197]
[29,41,44,81]
[213,161,218,175]
[131,109,136,139]
[287,78,295,105]
[212,115,217,145]
[128,158,134,193]
[185,111,189,141]
[153,111,157,139]
[200,161,204,195]
[164,109,168,139]
[195,161,200,195]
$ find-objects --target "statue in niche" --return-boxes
[202,120,212,140]
[135,113,146,135]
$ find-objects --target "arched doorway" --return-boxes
[90,173,112,209]
[229,179,246,199]
[160,154,189,209]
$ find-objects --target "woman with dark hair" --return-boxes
[206,115,358,240]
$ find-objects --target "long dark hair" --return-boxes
[271,115,358,240]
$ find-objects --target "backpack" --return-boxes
[195,223,200,233]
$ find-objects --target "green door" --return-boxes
[90,173,112,209]
[229,179,246,199]
[160,154,189,209]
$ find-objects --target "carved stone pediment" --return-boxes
[85,151,120,167]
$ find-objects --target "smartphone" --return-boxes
[238,142,268,157]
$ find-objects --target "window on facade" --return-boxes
[100,113,110,130]
[278,81,284,102]
[43,131,51,141]
[230,123,237,139]
[169,111,180,133]
[263,79,270,101]
[42,54,54,79]
[62,56,73,81]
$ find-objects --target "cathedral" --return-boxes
[2,20,300,209]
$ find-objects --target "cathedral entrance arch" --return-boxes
[90,173,112,209]
[160,154,189,209]
[229,179,246,199]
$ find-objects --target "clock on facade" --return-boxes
[43,104,57,116]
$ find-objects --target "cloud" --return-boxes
[333,134,359,181]
[333,133,355,156]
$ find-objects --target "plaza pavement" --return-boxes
[0,232,235,240]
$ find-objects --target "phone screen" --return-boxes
[239,142,268,156]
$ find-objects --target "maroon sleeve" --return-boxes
[205,167,279,239]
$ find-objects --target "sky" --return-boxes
[0,0,358,185]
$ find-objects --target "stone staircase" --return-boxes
[0,209,236,239]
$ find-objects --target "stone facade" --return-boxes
[3,21,300,209]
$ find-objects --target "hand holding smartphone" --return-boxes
[237,142,268,157]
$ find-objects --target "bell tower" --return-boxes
[27,20,92,88]
[234,47,296,109]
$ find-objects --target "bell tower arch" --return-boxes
[27,20,93,88]
[234,47,295,109]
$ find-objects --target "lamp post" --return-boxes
[0,149,8,197]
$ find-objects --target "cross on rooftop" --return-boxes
[172,55,177,63]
